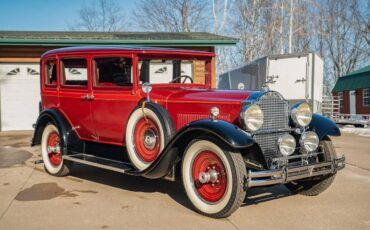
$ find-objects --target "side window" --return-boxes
[94,57,132,87]
[61,58,88,86]
[45,60,57,86]
[138,59,207,85]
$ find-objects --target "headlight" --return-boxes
[291,102,312,127]
[278,134,296,156]
[241,104,264,131]
[300,131,319,152]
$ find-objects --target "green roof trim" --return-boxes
[332,65,370,92]
[0,31,238,47]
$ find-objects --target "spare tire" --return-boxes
[125,102,175,171]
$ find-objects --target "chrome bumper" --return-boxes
[246,155,345,188]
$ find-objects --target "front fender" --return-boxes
[183,119,255,148]
[309,114,341,140]
[127,119,256,179]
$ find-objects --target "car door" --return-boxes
[90,55,138,145]
[58,56,96,140]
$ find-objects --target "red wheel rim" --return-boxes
[133,118,161,162]
[192,151,227,203]
[47,132,62,166]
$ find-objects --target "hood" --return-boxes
[150,88,254,104]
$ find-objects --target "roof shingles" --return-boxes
[0,31,238,46]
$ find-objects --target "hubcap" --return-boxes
[133,118,161,162]
[192,151,227,203]
[47,132,62,166]
[143,129,157,150]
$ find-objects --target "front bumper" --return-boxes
[246,155,345,188]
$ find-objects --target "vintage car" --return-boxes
[32,46,345,218]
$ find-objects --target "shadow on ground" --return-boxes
[69,164,292,211]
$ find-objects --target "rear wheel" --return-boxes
[285,138,337,196]
[182,137,246,218]
[41,123,72,176]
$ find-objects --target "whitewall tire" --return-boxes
[41,123,72,176]
[182,137,247,218]
[125,103,174,171]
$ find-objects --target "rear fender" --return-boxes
[31,109,84,154]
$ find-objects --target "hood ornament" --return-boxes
[261,84,270,92]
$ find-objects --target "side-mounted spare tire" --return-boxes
[125,102,175,171]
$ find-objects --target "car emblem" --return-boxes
[308,165,315,175]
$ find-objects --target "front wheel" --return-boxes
[285,138,337,196]
[182,137,246,218]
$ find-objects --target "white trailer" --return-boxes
[218,52,324,113]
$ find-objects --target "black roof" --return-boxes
[42,45,214,57]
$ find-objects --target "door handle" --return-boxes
[87,95,95,101]
[81,94,94,101]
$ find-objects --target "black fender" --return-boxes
[126,119,257,179]
[309,114,341,140]
[31,109,84,155]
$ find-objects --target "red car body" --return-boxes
[32,46,344,218]
[40,46,250,145]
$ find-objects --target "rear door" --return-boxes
[58,56,96,140]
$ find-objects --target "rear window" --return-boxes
[94,57,132,87]
[45,59,57,86]
[61,58,88,86]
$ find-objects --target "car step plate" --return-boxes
[63,153,132,174]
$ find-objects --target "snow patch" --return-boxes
[340,126,370,137]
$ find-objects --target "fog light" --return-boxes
[278,134,296,156]
[300,131,319,152]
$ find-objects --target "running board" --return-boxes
[63,154,133,174]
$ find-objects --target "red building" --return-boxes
[332,65,370,115]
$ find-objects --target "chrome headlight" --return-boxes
[291,102,312,127]
[300,131,319,152]
[278,134,296,156]
[241,104,264,131]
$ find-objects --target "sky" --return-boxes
[0,0,136,31]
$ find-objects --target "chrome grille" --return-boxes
[253,92,289,161]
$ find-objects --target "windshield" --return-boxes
[138,58,210,86]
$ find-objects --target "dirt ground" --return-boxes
[0,131,369,230]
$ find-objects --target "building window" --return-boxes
[338,92,344,111]
[27,68,39,75]
[363,88,370,107]
[6,68,20,75]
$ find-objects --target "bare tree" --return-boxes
[319,0,367,81]
[133,0,209,32]
[70,0,126,32]
[212,0,236,74]
[232,0,282,63]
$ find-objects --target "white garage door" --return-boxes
[0,63,40,131]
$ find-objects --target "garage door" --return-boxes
[0,63,40,131]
